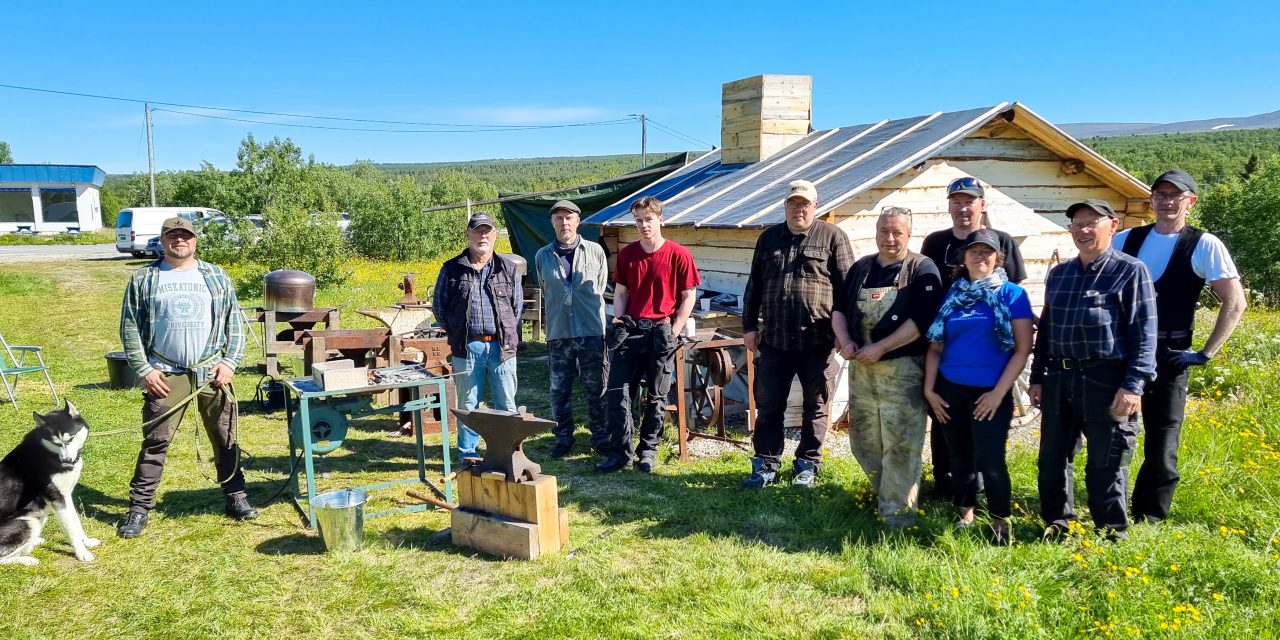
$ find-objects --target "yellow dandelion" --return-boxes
[1213,593,1226,601]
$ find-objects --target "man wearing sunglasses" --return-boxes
[1113,170,1246,523]
[740,180,855,489]
[1029,200,1157,542]
[920,176,1027,500]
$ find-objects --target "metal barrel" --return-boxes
[309,489,368,552]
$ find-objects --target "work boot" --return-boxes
[548,442,573,459]
[224,495,259,521]
[792,459,819,488]
[595,453,629,474]
[117,511,148,539]
[741,457,777,489]
[635,456,656,474]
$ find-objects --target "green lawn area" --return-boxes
[1,255,1278,639]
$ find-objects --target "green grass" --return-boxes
[2,256,1278,639]
[0,229,114,246]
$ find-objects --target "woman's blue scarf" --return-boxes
[926,267,1014,351]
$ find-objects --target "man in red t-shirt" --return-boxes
[597,196,701,473]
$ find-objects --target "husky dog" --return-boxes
[0,400,99,565]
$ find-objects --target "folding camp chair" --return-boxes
[0,331,59,411]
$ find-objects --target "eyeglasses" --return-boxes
[785,199,814,209]
[947,177,981,193]
[1066,217,1110,232]
[880,206,912,217]
[1150,191,1191,202]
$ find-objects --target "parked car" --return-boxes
[144,235,164,258]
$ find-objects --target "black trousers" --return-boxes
[1131,349,1192,522]
[1036,364,1138,532]
[604,323,677,461]
[751,343,837,472]
[929,416,953,495]
[935,376,1013,518]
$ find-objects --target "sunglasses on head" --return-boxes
[947,177,981,193]
[880,206,912,217]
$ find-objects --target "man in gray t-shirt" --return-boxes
[117,217,255,539]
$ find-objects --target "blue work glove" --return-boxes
[1170,350,1211,367]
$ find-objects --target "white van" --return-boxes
[115,207,225,257]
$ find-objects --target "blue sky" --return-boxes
[2,0,1277,174]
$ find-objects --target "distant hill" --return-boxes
[1084,128,1280,188]
[1063,109,1280,138]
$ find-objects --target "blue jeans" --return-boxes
[452,339,518,456]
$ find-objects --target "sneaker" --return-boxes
[117,511,148,538]
[792,459,818,488]
[224,495,259,521]
[548,442,573,459]
[741,457,777,489]
[635,457,656,474]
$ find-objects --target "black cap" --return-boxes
[961,228,1001,252]
[1066,199,1118,219]
[1151,169,1198,195]
[549,200,581,216]
[947,176,985,198]
[467,213,497,230]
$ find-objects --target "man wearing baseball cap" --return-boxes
[533,200,609,459]
[1114,170,1246,523]
[118,216,254,537]
[433,212,524,461]
[919,175,1028,500]
[1029,199,1157,541]
[740,179,854,488]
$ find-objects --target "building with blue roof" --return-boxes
[0,164,107,233]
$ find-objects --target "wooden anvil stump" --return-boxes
[448,408,566,560]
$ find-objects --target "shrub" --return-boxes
[1198,158,1280,303]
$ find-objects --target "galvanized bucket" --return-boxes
[310,489,368,552]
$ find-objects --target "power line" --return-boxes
[0,82,635,131]
[151,107,634,134]
[645,117,715,149]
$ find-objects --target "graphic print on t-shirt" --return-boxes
[150,267,214,371]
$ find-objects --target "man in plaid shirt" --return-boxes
[740,180,854,488]
[118,217,253,538]
[1030,199,1156,542]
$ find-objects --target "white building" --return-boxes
[0,164,107,233]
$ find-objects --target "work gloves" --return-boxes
[1169,350,1211,367]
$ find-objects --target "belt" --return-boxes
[468,333,497,342]
[1056,358,1118,371]
[634,317,671,330]
[1156,330,1191,340]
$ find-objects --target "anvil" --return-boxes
[449,408,556,482]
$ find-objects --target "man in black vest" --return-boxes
[919,176,1027,499]
[1116,169,1247,523]
[432,213,524,461]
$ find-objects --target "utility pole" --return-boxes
[145,102,156,206]
[630,113,647,168]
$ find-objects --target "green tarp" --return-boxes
[500,153,692,272]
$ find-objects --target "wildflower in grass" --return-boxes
[1213,593,1225,601]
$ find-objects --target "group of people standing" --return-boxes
[428,169,1244,545]
[109,164,1243,547]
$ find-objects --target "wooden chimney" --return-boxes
[720,74,812,165]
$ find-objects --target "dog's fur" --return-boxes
[0,400,99,565]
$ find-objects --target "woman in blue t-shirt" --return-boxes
[923,228,1034,546]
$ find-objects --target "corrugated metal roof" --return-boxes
[0,164,107,187]
[586,104,1010,228]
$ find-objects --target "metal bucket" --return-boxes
[310,489,368,552]
[105,351,139,389]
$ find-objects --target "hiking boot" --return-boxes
[792,459,818,488]
[117,511,148,538]
[1042,522,1071,542]
[224,495,259,521]
[635,457,656,474]
[548,442,573,459]
[741,457,777,489]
